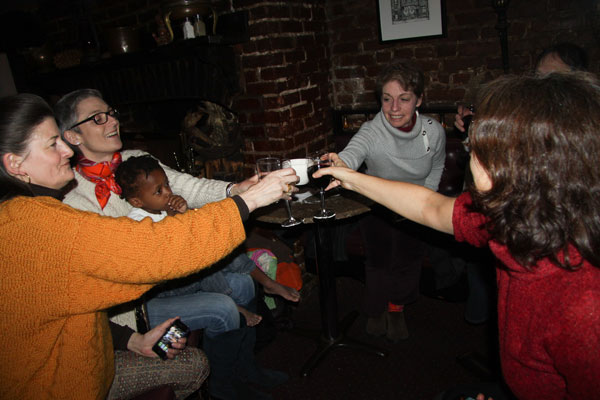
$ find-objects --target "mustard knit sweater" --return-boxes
[0,195,246,399]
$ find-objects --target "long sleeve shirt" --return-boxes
[452,192,600,399]
[339,111,446,191]
[0,195,246,399]
[110,322,135,351]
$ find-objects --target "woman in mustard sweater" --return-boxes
[0,94,297,400]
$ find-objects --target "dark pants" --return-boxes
[360,206,425,316]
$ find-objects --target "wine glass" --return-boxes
[279,159,304,227]
[256,157,300,228]
[256,157,281,179]
[308,154,335,220]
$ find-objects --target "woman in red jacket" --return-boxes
[315,72,600,400]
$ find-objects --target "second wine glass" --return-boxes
[308,154,335,220]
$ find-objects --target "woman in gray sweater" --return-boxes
[332,59,446,341]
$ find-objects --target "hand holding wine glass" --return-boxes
[310,161,359,192]
[256,157,300,227]
[240,163,297,212]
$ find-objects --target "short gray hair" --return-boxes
[54,88,103,154]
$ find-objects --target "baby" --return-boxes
[115,155,300,326]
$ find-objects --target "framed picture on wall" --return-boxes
[377,0,446,43]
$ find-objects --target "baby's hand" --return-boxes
[167,195,188,215]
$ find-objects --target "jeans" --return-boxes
[198,253,257,296]
[155,253,256,298]
[146,271,255,338]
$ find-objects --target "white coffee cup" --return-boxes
[283,158,313,185]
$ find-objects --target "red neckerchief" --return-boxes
[398,113,417,132]
[75,152,122,209]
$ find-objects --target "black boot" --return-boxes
[235,324,289,389]
[203,328,272,400]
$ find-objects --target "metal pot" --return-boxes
[105,26,142,55]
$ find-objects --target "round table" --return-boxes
[252,188,372,224]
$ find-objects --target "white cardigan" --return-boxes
[63,149,230,217]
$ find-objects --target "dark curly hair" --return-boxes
[468,72,600,271]
[115,155,162,200]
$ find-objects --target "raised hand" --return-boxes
[454,104,474,133]
[312,164,358,192]
[167,194,188,215]
[327,152,349,168]
[239,168,298,212]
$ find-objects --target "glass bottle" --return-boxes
[194,14,206,37]
[183,17,195,39]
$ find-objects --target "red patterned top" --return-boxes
[452,192,600,400]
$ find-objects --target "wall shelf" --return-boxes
[14,10,249,107]
[28,40,240,107]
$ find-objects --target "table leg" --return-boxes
[298,219,388,377]
[315,219,338,340]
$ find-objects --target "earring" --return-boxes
[75,142,81,145]
[23,173,31,184]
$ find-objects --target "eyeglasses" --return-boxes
[69,109,119,130]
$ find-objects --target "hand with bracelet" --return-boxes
[227,175,259,197]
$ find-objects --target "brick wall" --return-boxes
[327,0,599,110]
[231,0,598,162]
[230,0,332,164]
[16,0,600,167]
[35,0,334,166]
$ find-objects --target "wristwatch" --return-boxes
[226,182,235,198]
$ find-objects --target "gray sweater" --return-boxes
[339,111,446,191]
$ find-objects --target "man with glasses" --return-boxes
[55,88,288,400]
